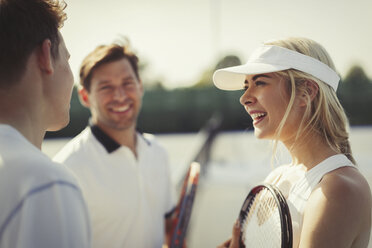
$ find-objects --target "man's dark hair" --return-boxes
[0,0,67,87]
[79,40,140,92]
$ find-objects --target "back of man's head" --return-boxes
[0,0,67,88]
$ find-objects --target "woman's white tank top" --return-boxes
[264,154,354,247]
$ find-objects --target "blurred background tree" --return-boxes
[337,65,372,125]
[45,56,372,138]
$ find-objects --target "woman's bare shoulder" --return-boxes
[320,166,371,205]
[300,166,371,247]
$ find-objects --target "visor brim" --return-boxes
[213,63,289,91]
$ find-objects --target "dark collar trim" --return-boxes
[90,125,120,153]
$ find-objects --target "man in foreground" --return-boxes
[0,0,90,247]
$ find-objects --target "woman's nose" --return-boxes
[240,89,255,106]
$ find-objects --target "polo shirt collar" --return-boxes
[90,125,120,153]
[90,125,151,154]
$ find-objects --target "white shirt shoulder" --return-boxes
[53,127,95,166]
[0,125,91,248]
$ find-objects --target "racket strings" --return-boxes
[241,189,282,248]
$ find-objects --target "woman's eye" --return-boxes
[255,81,266,86]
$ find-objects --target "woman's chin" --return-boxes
[254,129,272,140]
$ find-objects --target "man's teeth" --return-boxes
[251,113,266,119]
[112,105,129,112]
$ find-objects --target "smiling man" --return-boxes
[53,41,176,248]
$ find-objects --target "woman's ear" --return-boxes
[299,80,319,106]
[306,80,319,101]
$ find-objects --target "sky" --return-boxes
[61,0,372,89]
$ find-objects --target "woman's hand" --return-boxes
[217,220,241,248]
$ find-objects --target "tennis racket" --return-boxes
[238,184,292,248]
[170,162,200,248]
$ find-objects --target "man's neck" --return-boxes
[0,80,45,149]
[0,107,45,149]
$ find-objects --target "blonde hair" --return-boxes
[265,37,355,164]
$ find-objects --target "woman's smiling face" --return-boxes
[239,72,303,142]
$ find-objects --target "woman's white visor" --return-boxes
[213,45,340,91]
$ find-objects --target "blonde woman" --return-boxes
[214,38,371,248]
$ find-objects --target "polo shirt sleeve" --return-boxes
[164,157,177,218]
[0,182,91,248]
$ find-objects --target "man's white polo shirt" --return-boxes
[54,126,175,248]
[0,124,90,248]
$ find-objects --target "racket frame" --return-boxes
[238,184,293,248]
[170,162,200,248]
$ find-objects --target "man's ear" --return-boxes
[38,39,54,75]
[138,79,144,97]
[299,80,319,106]
[78,87,90,108]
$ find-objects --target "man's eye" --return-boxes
[124,82,135,88]
[99,86,112,91]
